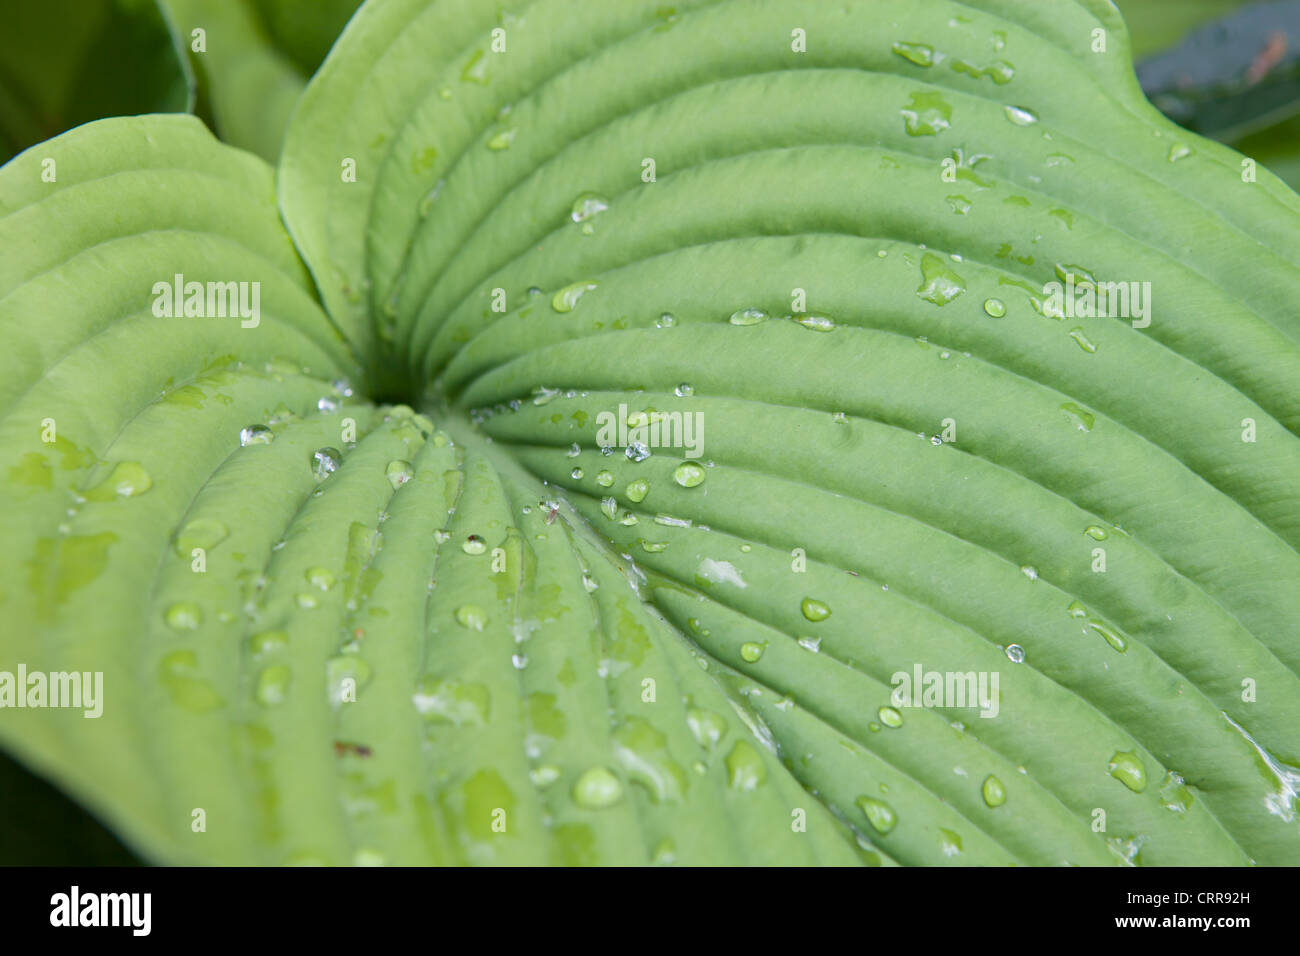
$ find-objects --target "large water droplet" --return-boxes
[84,462,152,501]
[916,253,967,306]
[455,604,488,631]
[725,740,766,791]
[552,280,598,313]
[1004,104,1039,126]
[164,601,201,631]
[728,308,768,326]
[1108,750,1147,792]
[901,90,953,136]
[626,478,650,502]
[312,447,342,482]
[386,459,414,489]
[572,767,623,808]
[801,597,831,622]
[856,796,897,833]
[891,40,935,66]
[673,462,706,487]
[240,424,274,446]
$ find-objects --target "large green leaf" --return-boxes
[0,0,191,164]
[2,0,1298,866]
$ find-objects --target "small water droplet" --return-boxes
[983,297,1006,318]
[386,459,414,488]
[797,635,821,653]
[1004,104,1039,126]
[486,127,516,150]
[255,664,291,707]
[725,740,766,791]
[1060,402,1095,431]
[982,774,1007,807]
[657,312,676,328]
[626,478,650,503]
[239,424,274,446]
[570,192,609,223]
[1005,643,1026,663]
[793,313,836,332]
[916,253,967,306]
[595,470,614,487]
[570,467,584,480]
[625,442,651,463]
[84,461,152,500]
[1084,525,1108,540]
[164,601,201,631]
[740,641,765,662]
[462,535,487,555]
[891,40,936,66]
[305,567,335,590]
[1020,565,1038,581]
[1067,327,1097,353]
[674,382,694,397]
[1167,143,1192,163]
[552,279,597,313]
[878,706,903,728]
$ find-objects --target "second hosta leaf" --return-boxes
[2,0,1298,865]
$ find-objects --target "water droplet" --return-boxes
[385,459,414,488]
[740,641,765,662]
[901,90,953,136]
[982,774,1006,807]
[728,308,768,326]
[1067,327,1097,353]
[247,630,287,657]
[673,461,706,487]
[1020,565,1038,581]
[1084,525,1108,540]
[84,461,152,500]
[1168,143,1191,163]
[639,539,668,553]
[983,297,1006,318]
[595,470,614,487]
[551,279,598,313]
[856,796,897,833]
[486,127,516,150]
[797,635,821,653]
[530,765,561,787]
[1108,750,1147,792]
[625,442,651,463]
[239,424,274,446]
[462,534,487,555]
[793,313,836,332]
[317,396,340,413]
[413,677,490,726]
[674,382,694,397]
[570,192,609,223]
[939,827,963,856]
[173,517,228,556]
[1159,771,1194,813]
[1005,643,1026,663]
[1060,402,1095,431]
[305,567,335,591]
[686,707,728,752]
[916,252,967,306]
[1004,104,1039,126]
[878,706,903,728]
[657,312,676,328]
[296,592,320,609]
[801,597,831,622]
[255,664,291,707]
[725,740,766,791]
[570,467,584,480]
[311,447,342,482]
[891,40,935,66]
[455,604,488,630]
[572,767,623,808]
[164,601,201,631]
[626,478,650,502]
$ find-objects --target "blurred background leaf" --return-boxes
[158,0,360,161]
[1118,0,1300,189]
[0,0,192,164]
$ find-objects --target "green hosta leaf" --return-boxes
[0,0,192,164]
[3,0,1299,866]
